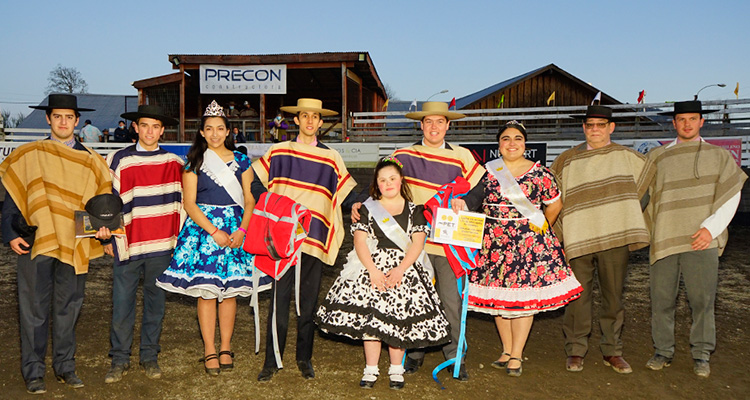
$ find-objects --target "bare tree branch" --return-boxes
[45,64,89,94]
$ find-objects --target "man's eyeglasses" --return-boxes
[584,122,609,129]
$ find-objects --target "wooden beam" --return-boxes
[260,94,266,143]
[341,63,347,140]
[179,66,185,142]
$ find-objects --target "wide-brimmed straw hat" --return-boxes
[121,104,178,126]
[30,94,94,112]
[657,100,717,117]
[405,101,465,121]
[280,98,338,116]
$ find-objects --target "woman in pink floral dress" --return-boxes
[452,121,582,377]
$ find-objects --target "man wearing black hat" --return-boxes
[0,94,113,394]
[551,105,655,374]
[645,101,747,377]
[102,104,184,384]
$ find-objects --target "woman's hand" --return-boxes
[228,230,245,249]
[212,229,232,247]
[450,198,467,213]
[385,266,405,288]
[368,268,387,292]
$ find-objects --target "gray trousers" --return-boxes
[650,248,718,361]
[407,254,463,363]
[563,246,629,358]
[17,254,86,382]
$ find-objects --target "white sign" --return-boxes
[430,207,486,249]
[199,64,287,94]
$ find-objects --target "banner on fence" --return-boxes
[634,137,742,166]
[462,142,547,165]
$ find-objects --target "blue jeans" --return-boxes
[109,254,171,366]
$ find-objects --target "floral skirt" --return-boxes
[156,204,271,301]
[316,247,450,349]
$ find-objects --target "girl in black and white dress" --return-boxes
[316,157,449,390]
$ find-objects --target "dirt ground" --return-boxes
[1,223,749,400]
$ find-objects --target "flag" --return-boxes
[448,97,456,109]
[409,99,417,111]
[546,91,556,106]
[591,91,601,105]
[497,94,505,108]
[382,99,389,111]
[735,82,740,99]
[637,90,645,104]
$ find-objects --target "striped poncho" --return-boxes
[646,141,747,264]
[550,142,655,261]
[393,142,485,256]
[0,140,112,273]
[252,141,356,265]
[107,146,184,265]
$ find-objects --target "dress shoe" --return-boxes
[693,359,710,378]
[359,365,379,389]
[258,366,279,382]
[388,364,405,390]
[55,371,84,388]
[297,360,315,379]
[104,363,129,383]
[219,350,235,372]
[491,352,511,369]
[506,357,523,377]
[403,356,423,374]
[447,364,469,381]
[645,354,673,371]
[200,354,220,376]
[603,355,632,374]
[25,378,46,395]
[566,356,584,372]
[141,360,162,379]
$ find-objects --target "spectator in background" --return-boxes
[102,128,110,142]
[127,121,138,143]
[79,119,102,142]
[114,120,129,143]
[232,127,246,144]
[226,101,240,118]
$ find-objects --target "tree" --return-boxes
[1,110,25,128]
[383,83,399,101]
[45,64,88,94]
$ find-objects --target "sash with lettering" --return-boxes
[252,141,356,265]
[339,198,433,281]
[485,158,548,233]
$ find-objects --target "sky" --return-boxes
[1,0,748,119]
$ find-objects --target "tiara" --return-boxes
[203,100,226,117]
[506,120,526,130]
[381,156,403,169]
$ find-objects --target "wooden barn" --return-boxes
[132,52,387,142]
[455,63,619,110]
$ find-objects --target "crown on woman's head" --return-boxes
[381,156,403,169]
[204,100,226,117]
[506,120,526,130]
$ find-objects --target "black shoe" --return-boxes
[55,371,84,388]
[506,357,523,377]
[447,364,469,381]
[199,354,220,377]
[257,366,278,382]
[297,360,315,379]
[389,379,405,390]
[218,350,235,372]
[25,378,46,394]
[403,357,424,374]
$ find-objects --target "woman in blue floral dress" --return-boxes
[157,101,271,376]
[452,121,582,377]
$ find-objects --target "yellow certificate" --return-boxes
[430,207,485,249]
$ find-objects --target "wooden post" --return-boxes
[179,65,185,142]
[260,93,266,143]
[341,63,347,141]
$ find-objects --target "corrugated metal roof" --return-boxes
[456,65,548,109]
[19,94,139,135]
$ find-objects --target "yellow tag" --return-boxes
[496,167,503,171]
[296,223,304,235]
[382,217,389,223]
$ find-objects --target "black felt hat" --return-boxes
[29,94,94,112]
[570,105,616,121]
[84,194,123,230]
[121,104,178,126]
[658,100,718,117]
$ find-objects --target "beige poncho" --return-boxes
[646,141,747,264]
[551,143,655,261]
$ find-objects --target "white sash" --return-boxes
[485,158,548,232]
[202,149,245,208]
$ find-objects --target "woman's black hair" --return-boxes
[497,121,527,142]
[186,115,235,174]
[369,157,412,202]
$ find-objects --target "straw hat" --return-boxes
[405,101,465,121]
[280,98,338,116]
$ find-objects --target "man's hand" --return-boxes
[9,237,30,255]
[350,202,362,223]
[691,227,713,251]
[103,243,114,257]
[95,226,112,241]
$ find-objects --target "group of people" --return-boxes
[0,93,745,395]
